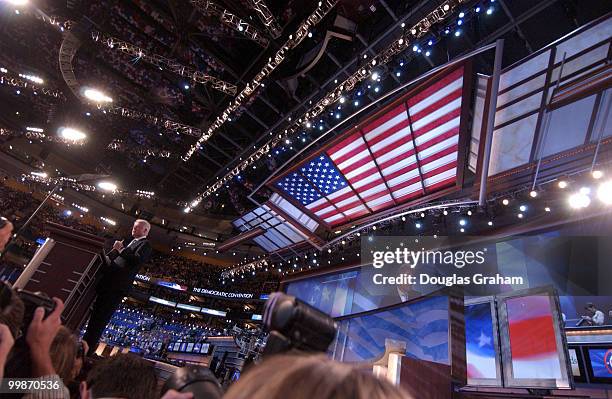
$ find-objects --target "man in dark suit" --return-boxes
[83,219,152,354]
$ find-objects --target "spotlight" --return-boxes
[459,219,467,226]
[454,30,461,37]
[597,181,612,205]
[467,210,472,216]
[568,191,591,209]
[460,228,465,233]
[371,72,379,81]
[8,0,28,5]
[30,171,47,178]
[592,170,604,179]
[412,45,418,52]
[354,100,359,106]
[519,205,527,212]
[374,86,380,93]
[486,7,493,15]
[339,96,346,103]
[502,198,509,205]
[529,190,538,198]
[415,222,422,229]
[97,181,117,191]
[425,50,431,57]
[475,6,481,12]
[459,12,465,18]
[545,207,551,212]
[307,31,313,38]
[558,180,568,189]
[517,213,524,219]
[443,210,448,215]
[487,221,493,226]
[184,84,190,89]
[59,127,86,141]
[83,88,113,103]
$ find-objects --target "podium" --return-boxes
[14,222,105,331]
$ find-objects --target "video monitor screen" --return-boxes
[186,343,194,352]
[499,291,571,389]
[168,342,175,350]
[180,343,187,352]
[200,343,210,354]
[194,343,202,353]
[173,342,180,351]
[587,348,612,381]
[465,301,500,385]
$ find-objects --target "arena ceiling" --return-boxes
[0,0,610,218]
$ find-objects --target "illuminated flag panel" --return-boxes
[272,65,466,227]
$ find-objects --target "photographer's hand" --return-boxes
[160,390,193,399]
[26,298,64,377]
[0,323,14,379]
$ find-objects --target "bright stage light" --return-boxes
[529,190,537,198]
[592,170,603,179]
[502,198,509,205]
[59,127,86,141]
[558,180,568,189]
[371,72,379,81]
[7,0,28,5]
[83,88,113,103]
[97,181,117,192]
[30,171,47,178]
[568,191,590,209]
[597,181,612,205]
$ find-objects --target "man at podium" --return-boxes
[82,219,152,354]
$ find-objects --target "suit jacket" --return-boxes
[98,237,152,295]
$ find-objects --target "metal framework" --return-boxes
[0,128,83,145]
[91,30,237,95]
[183,0,339,160]
[106,140,174,158]
[190,0,269,47]
[186,0,471,205]
[246,0,282,38]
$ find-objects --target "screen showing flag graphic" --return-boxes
[588,348,612,379]
[273,65,466,227]
[465,302,498,382]
[506,295,562,379]
[331,295,449,363]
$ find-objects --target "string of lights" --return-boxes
[101,105,204,138]
[190,0,269,47]
[186,0,471,207]
[0,128,83,145]
[106,140,174,159]
[183,0,339,161]
[21,173,156,199]
[90,29,237,96]
[0,69,64,100]
[221,258,268,279]
[246,0,282,38]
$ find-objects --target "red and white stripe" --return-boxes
[364,66,463,201]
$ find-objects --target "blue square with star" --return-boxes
[276,172,322,206]
[300,154,348,196]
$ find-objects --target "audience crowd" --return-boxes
[96,304,225,355]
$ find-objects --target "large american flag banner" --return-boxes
[272,65,467,228]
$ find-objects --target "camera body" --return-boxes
[17,289,56,334]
